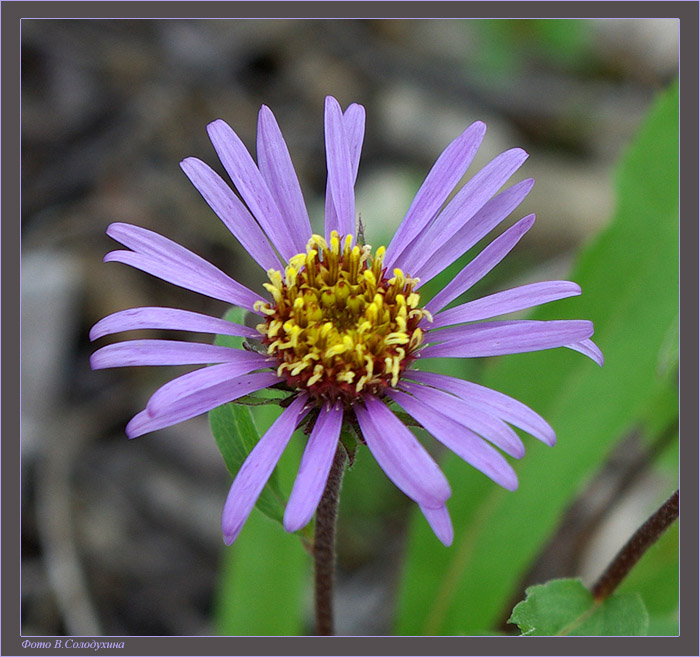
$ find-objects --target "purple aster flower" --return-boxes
[90,96,603,548]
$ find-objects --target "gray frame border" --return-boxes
[6,2,697,656]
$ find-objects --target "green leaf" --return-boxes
[647,614,679,636]
[509,579,649,636]
[395,81,678,634]
[208,306,287,525]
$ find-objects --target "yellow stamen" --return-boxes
[256,233,427,404]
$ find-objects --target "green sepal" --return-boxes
[339,429,358,468]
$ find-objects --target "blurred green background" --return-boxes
[21,19,678,636]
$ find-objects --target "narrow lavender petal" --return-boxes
[421,320,594,359]
[180,157,282,271]
[354,396,450,509]
[105,222,264,310]
[89,307,259,341]
[222,394,310,544]
[419,505,454,546]
[384,121,486,270]
[394,382,525,458]
[425,214,536,315]
[343,103,366,180]
[324,96,356,240]
[146,355,274,417]
[325,103,365,239]
[418,181,535,285]
[396,148,529,274]
[107,221,245,273]
[566,338,605,366]
[256,106,313,253]
[324,103,365,241]
[104,250,263,311]
[405,369,556,445]
[432,281,581,329]
[90,339,249,369]
[207,119,298,261]
[283,401,344,532]
[386,389,518,490]
[126,371,281,439]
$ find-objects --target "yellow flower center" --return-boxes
[254,232,432,406]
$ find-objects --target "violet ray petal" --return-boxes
[384,121,486,269]
[395,382,525,458]
[283,401,344,532]
[256,106,313,252]
[566,338,605,366]
[343,103,366,180]
[431,281,582,329]
[222,395,310,544]
[146,356,274,417]
[90,339,250,369]
[107,221,238,271]
[324,103,365,240]
[180,157,282,271]
[425,214,536,314]
[397,148,529,274]
[127,371,281,439]
[419,504,454,546]
[104,250,263,311]
[106,221,185,260]
[354,396,450,509]
[324,96,356,240]
[417,181,535,286]
[421,320,594,359]
[206,119,298,261]
[386,389,518,490]
[405,369,556,445]
[105,222,264,309]
[89,307,259,341]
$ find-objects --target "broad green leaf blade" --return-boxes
[396,81,678,634]
[208,306,286,524]
[214,503,310,635]
[213,402,312,635]
[647,614,679,636]
[509,579,648,636]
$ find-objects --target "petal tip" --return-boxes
[206,118,230,138]
[282,513,306,534]
[124,422,143,440]
[470,120,487,136]
[504,474,519,492]
[179,156,199,172]
[105,222,126,238]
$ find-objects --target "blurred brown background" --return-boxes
[21,19,678,636]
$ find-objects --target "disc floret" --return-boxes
[254,231,431,406]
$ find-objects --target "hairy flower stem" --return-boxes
[592,489,679,601]
[313,447,347,636]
